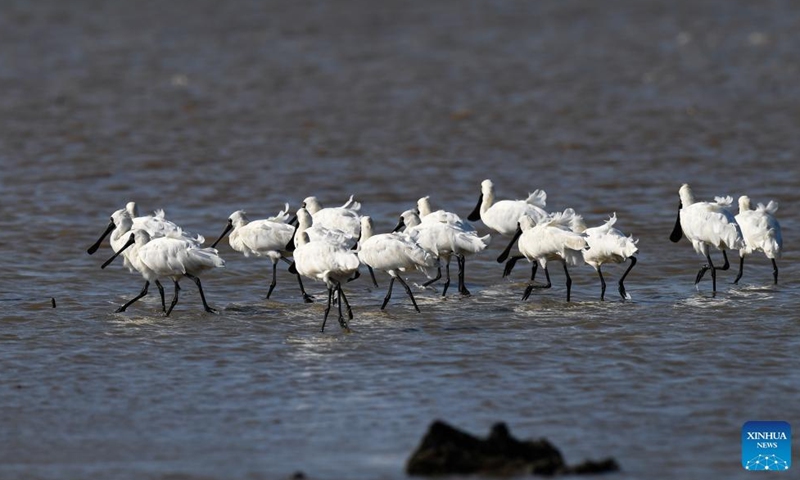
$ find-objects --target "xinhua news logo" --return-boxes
[742,421,791,471]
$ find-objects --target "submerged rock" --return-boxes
[406,420,619,476]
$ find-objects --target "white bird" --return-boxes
[417,196,475,232]
[734,195,783,285]
[574,213,639,300]
[211,208,312,302]
[289,213,360,332]
[102,229,225,315]
[669,183,744,293]
[467,179,548,236]
[88,207,202,312]
[302,195,361,246]
[395,209,490,296]
[498,209,588,302]
[358,216,439,311]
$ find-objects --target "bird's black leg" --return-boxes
[266,261,278,299]
[186,273,216,313]
[116,281,150,313]
[563,261,573,302]
[336,283,349,330]
[597,267,606,301]
[396,275,421,313]
[155,280,166,312]
[618,256,637,300]
[339,285,354,320]
[772,259,779,285]
[442,257,451,296]
[381,277,396,310]
[457,254,470,296]
[166,280,181,316]
[321,286,334,332]
[702,252,717,294]
[368,266,379,288]
[734,255,745,284]
[719,250,730,270]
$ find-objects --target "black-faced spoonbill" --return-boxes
[497,210,588,302]
[89,207,201,312]
[395,209,490,297]
[575,213,639,301]
[734,195,783,284]
[211,209,313,302]
[102,229,225,316]
[669,183,744,294]
[358,216,439,312]
[289,227,360,333]
[466,179,548,236]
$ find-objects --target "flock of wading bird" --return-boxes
[87,180,784,332]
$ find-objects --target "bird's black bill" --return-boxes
[287,215,298,227]
[210,220,233,249]
[392,216,406,233]
[87,221,116,255]
[101,233,135,269]
[467,194,483,222]
[497,224,523,263]
[285,225,298,252]
[669,201,683,243]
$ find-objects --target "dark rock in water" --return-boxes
[406,420,619,476]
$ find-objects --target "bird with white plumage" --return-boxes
[395,208,490,296]
[288,209,361,332]
[669,183,744,293]
[211,206,313,302]
[734,195,783,285]
[573,213,639,301]
[467,179,548,236]
[358,215,439,311]
[498,209,588,302]
[102,228,225,315]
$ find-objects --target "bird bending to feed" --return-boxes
[669,183,744,294]
[211,208,312,302]
[358,216,439,311]
[102,229,225,315]
[574,213,638,301]
[497,209,588,302]
[734,195,782,285]
[289,210,360,332]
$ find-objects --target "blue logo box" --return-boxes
[742,421,791,471]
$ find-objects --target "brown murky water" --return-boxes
[2,1,799,478]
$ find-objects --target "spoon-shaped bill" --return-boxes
[210,219,233,249]
[669,202,683,243]
[101,232,135,269]
[87,221,116,255]
[467,194,483,222]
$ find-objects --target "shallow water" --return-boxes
[2,0,800,478]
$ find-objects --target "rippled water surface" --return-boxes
[2,1,800,478]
